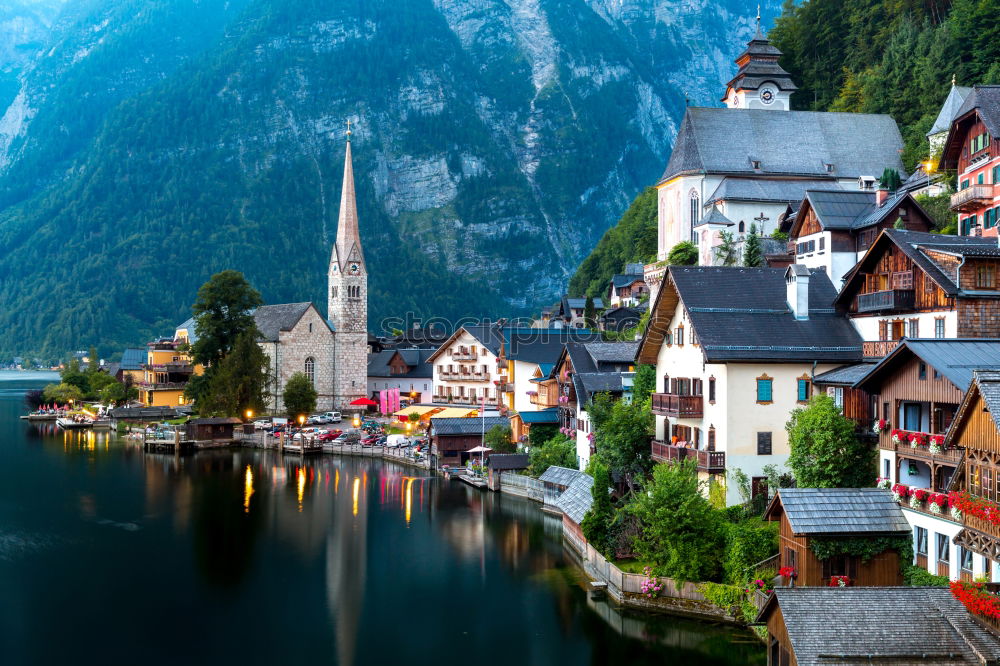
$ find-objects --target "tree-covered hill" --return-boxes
[0,0,785,361]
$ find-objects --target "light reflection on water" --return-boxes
[0,371,764,666]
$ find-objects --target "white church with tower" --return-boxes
[654,13,908,267]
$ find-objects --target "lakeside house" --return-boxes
[757,586,1000,666]
[637,264,862,505]
[430,415,508,467]
[764,488,910,587]
[138,337,201,407]
[366,348,434,405]
[940,85,1000,237]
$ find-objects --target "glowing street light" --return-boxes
[245,409,253,422]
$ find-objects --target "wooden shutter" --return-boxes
[879,320,888,341]
[757,432,772,455]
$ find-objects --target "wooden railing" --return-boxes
[651,392,703,417]
[883,430,962,464]
[651,440,725,473]
[862,340,900,358]
[951,184,994,211]
[450,350,478,361]
[857,289,915,313]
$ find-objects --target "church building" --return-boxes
[656,15,908,266]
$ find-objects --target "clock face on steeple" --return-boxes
[349,263,360,275]
[759,86,776,105]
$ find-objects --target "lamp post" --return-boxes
[245,409,253,422]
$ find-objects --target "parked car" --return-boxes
[324,412,342,423]
[318,431,341,442]
[252,419,272,429]
[385,434,408,448]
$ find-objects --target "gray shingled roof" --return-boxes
[660,108,906,183]
[585,342,639,364]
[928,84,974,136]
[551,473,594,525]
[855,339,1000,393]
[804,189,909,231]
[573,372,627,406]
[763,587,1000,665]
[670,266,862,363]
[540,465,584,488]
[771,488,910,536]
[487,453,529,471]
[694,206,734,228]
[813,362,877,386]
[954,85,1000,138]
[975,371,1000,430]
[611,273,645,288]
[707,178,842,206]
[254,303,314,342]
[367,348,434,379]
[431,415,508,436]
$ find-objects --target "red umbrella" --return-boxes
[350,397,378,406]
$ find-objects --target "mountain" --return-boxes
[0,0,782,360]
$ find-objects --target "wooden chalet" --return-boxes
[757,587,1000,666]
[834,229,1000,360]
[947,370,1000,580]
[811,362,877,436]
[430,415,509,467]
[764,488,910,587]
[186,417,243,444]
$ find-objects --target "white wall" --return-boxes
[431,330,498,405]
[903,507,964,580]
[850,311,958,341]
[511,360,545,413]
[366,377,432,404]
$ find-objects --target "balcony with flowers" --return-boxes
[884,480,960,522]
[883,428,963,464]
[951,580,1000,635]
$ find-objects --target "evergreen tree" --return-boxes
[282,372,318,422]
[581,460,615,557]
[583,295,597,329]
[202,331,270,417]
[589,393,653,494]
[742,223,763,267]
[880,168,902,192]
[786,394,875,488]
[714,231,738,266]
[667,241,698,266]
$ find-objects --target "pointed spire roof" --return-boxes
[334,126,364,270]
[722,13,796,101]
[927,81,974,137]
[694,206,734,228]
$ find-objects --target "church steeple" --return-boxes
[328,120,368,408]
[722,12,797,111]
[333,122,364,274]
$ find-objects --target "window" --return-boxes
[961,179,970,190]
[739,221,746,233]
[708,377,716,403]
[937,534,950,563]
[908,318,919,338]
[977,264,996,289]
[892,271,913,289]
[757,432,772,455]
[797,376,810,403]
[708,427,716,451]
[915,527,928,556]
[883,458,890,479]
[960,547,974,573]
[689,191,699,229]
[993,165,1000,184]
[308,322,313,333]
[796,240,816,255]
[819,237,825,251]
[304,357,315,385]
[980,172,986,185]
[691,328,698,346]
[822,554,858,580]
[919,362,927,380]
[331,286,338,298]
[756,374,773,404]
[833,387,844,409]
[935,317,945,338]
[675,326,684,346]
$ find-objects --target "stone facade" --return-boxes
[259,305,335,414]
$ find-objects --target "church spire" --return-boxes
[334,120,362,271]
[755,4,763,38]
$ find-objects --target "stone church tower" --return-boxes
[328,126,368,408]
[721,11,797,111]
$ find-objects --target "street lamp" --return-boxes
[298,414,305,431]
[245,409,253,422]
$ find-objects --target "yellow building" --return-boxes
[139,338,201,407]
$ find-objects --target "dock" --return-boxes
[457,474,488,489]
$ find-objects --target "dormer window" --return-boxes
[825,163,834,173]
[751,160,761,170]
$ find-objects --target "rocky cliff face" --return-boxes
[0,0,781,357]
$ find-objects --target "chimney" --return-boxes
[876,186,889,208]
[786,265,810,320]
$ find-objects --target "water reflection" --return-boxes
[3,391,763,665]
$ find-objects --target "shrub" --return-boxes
[904,566,949,587]
[581,460,615,557]
[723,518,779,585]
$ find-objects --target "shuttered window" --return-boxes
[797,378,810,403]
[756,376,773,403]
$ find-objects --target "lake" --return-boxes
[0,371,763,665]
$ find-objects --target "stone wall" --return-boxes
[259,305,335,414]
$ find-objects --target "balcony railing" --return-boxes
[881,429,962,464]
[951,184,994,212]
[857,289,915,313]
[862,340,900,358]
[450,350,478,361]
[438,371,491,382]
[138,381,187,390]
[650,392,703,418]
[651,440,725,473]
[142,362,194,373]
[530,392,559,408]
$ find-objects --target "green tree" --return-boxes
[99,380,139,407]
[484,424,515,453]
[880,168,902,192]
[528,423,558,449]
[786,394,875,488]
[202,331,270,416]
[742,223,763,267]
[583,295,597,329]
[282,372,318,421]
[667,241,698,266]
[631,363,656,404]
[60,359,90,396]
[714,231,738,266]
[528,434,576,477]
[916,193,955,231]
[581,459,615,557]
[589,393,653,494]
[723,518,779,585]
[191,270,263,368]
[43,382,84,404]
[627,460,725,583]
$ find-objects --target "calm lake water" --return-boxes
[0,371,763,665]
